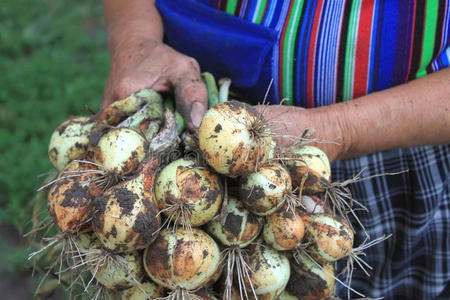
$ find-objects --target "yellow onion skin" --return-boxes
[143,228,222,291]
[88,250,146,291]
[47,161,101,234]
[92,171,160,253]
[285,252,335,300]
[245,243,291,300]
[205,197,263,247]
[198,101,274,177]
[48,116,96,171]
[121,281,166,300]
[284,145,331,194]
[94,128,147,176]
[302,214,354,263]
[154,159,223,226]
[263,206,305,251]
[239,163,291,216]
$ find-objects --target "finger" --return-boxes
[114,73,159,100]
[173,73,208,132]
[101,79,115,109]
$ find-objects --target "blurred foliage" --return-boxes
[0,0,109,231]
[0,2,109,296]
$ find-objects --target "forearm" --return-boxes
[103,0,163,55]
[312,67,450,160]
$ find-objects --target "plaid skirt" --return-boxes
[332,144,450,300]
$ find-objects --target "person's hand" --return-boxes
[255,104,355,162]
[102,38,208,131]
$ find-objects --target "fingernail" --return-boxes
[191,102,206,128]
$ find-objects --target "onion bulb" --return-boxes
[121,281,166,300]
[286,251,336,300]
[303,214,353,263]
[198,101,274,177]
[245,243,291,300]
[47,161,101,234]
[48,116,96,171]
[92,173,160,252]
[143,228,221,291]
[94,127,147,176]
[239,163,291,216]
[154,158,223,228]
[205,196,263,247]
[263,205,305,251]
[284,145,331,194]
[87,249,146,291]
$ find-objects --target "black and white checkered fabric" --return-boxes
[332,144,450,300]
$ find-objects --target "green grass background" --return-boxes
[0,0,108,294]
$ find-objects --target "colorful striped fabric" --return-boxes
[201,0,450,107]
[156,1,450,299]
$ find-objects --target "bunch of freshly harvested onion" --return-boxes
[33,79,392,300]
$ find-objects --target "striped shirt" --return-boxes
[200,0,450,107]
[156,1,450,299]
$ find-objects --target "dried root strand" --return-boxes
[221,247,257,300]
[322,169,407,238]
[157,288,203,300]
[29,233,86,297]
[156,200,194,234]
[341,234,393,299]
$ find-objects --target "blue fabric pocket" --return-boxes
[156,0,277,88]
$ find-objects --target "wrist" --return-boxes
[308,104,357,161]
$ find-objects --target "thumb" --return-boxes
[174,75,208,132]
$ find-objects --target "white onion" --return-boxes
[88,250,145,290]
[239,163,291,216]
[284,145,331,194]
[246,243,291,299]
[199,101,274,177]
[303,213,354,263]
[286,251,336,299]
[263,206,305,251]
[143,228,222,291]
[47,161,101,233]
[91,173,160,252]
[154,158,223,227]
[48,116,96,171]
[94,128,147,176]
[205,196,263,247]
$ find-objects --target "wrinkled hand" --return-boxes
[102,38,208,131]
[255,105,354,162]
